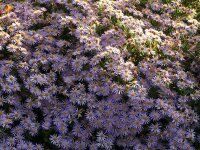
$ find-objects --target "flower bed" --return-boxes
[0,0,200,149]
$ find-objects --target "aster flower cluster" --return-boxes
[0,0,200,149]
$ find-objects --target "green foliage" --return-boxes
[182,0,199,8]
[162,0,172,4]
[82,63,91,70]
[95,24,109,36]
[148,86,160,99]
[111,16,118,24]
[139,0,148,6]
[59,28,77,42]
[25,129,60,150]
[170,80,196,96]
[111,18,136,38]
[164,26,174,35]
[171,9,185,19]
[99,57,109,69]
[84,50,97,57]
[150,20,160,28]
[160,116,172,128]
[125,44,146,66]
[29,23,50,30]
[32,0,70,14]
[112,75,125,85]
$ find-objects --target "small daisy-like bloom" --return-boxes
[57,122,68,134]
[40,91,51,100]
[72,124,84,137]
[19,62,29,71]
[0,66,11,76]
[4,60,14,68]
[151,2,162,11]
[146,136,158,148]
[11,125,24,136]
[6,137,16,146]
[35,144,44,150]
[111,83,124,94]
[97,131,107,141]
[167,123,178,132]
[17,140,27,149]
[143,114,150,124]
[71,58,83,72]
[24,79,34,89]
[27,142,35,150]
[7,44,18,52]
[186,129,195,141]
[42,120,51,130]
[30,75,40,84]
[128,90,136,100]
[25,98,35,109]
[10,110,21,120]
[30,86,41,95]
[74,141,87,150]
[149,111,161,121]
[86,110,95,121]
[61,139,71,149]
[76,95,88,105]
[12,83,20,92]
[19,47,28,55]
[89,142,98,150]
[30,74,47,85]
[150,123,161,134]
[50,135,61,146]
[47,84,58,94]
[2,84,13,93]
[132,120,143,133]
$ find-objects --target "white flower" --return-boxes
[6,75,16,83]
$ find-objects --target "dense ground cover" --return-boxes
[0,0,199,149]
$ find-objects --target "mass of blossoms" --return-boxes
[0,0,199,149]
